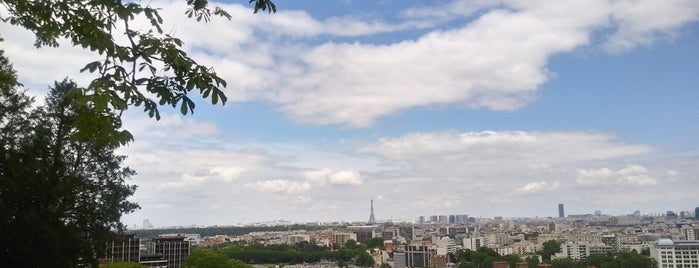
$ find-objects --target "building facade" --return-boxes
[558,204,565,218]
[105,234,140,263]
[153,236,190,268]
[650,239,699,268]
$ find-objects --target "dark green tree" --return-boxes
[100,262,148,268]
[501,254,522,267]
[539,240,562,261]
[355,251,375,267]
[550,257,584,268]
[0,66,138,267]
[344,239,359,249]
[0,0,276,145]
[586,254,614,268]
[599,251,657,268]
[525,256,540,268]
[457,262,477,268]
[184,248,253,268]
[363,237,386,250]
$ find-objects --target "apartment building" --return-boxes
[650,239,699,268]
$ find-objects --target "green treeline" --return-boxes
[134,224,329,238]
[204,238,383,267]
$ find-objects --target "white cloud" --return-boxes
[3,1,698,126]
[577,164,657,187]
[604,0,699,52]
[361,130,651,178]
[328,170,364,186]
[123,113,220,140]
[517,181,552,194]
[245,180,312,194]
[303,168,364,186]
[303,168,333,186]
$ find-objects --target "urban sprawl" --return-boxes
[106,204,699,268]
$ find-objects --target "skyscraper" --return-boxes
[368,199,376,224]
[695,207,699,220]
[558,203,565,218]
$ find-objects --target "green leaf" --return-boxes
[80,61,102,73]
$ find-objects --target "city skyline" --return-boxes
[2,0,699,226]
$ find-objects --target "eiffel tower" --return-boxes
[368,199,376,224]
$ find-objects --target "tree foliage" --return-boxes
[363,237,386,250]
[184,248,253,268]
[100,262,148,268]
[0,53,138,267]
[453,248,506,268]
[539,240,562,261]
[215,240,374,266]
[0,0,276,145]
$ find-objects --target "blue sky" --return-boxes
[3,0,699,227]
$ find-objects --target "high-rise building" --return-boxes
[430,215,438,223]
[393,252,406,268]
[405,245,430,267]
[666,211,678,219]
[558,203,565,218]
[368,199,376,224]
[105,234,140,264]
[650,239,699,268]
[152,235,190,268]
[695,207,699,220]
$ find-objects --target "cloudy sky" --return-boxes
[3,0,699,227]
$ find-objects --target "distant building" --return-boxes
[332,232,357,247]
[152,235,190,268]
[288,234,311,244]
[695,207,699,220]
[666,211,678,220]
[463,237,488,251]
[399,226,416,243]
[105,234,140,264]
[682,226,699,240]
[650,239,699,268]
[559,242,589,260]
[558,204,565,218]
[430,215,439,223]
[403,245,447,268]
[455,214,468,224]
[394,251,406,268]
[139,253,168,268]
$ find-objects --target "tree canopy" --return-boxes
[184,248,253,268]
[0,52,138,266]
[0,0,276,145]
[539,240,562,261]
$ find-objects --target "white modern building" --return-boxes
[650,239,699,268]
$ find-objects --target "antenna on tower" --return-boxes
[368,199,376,224]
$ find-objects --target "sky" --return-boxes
[2,0,699,228]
